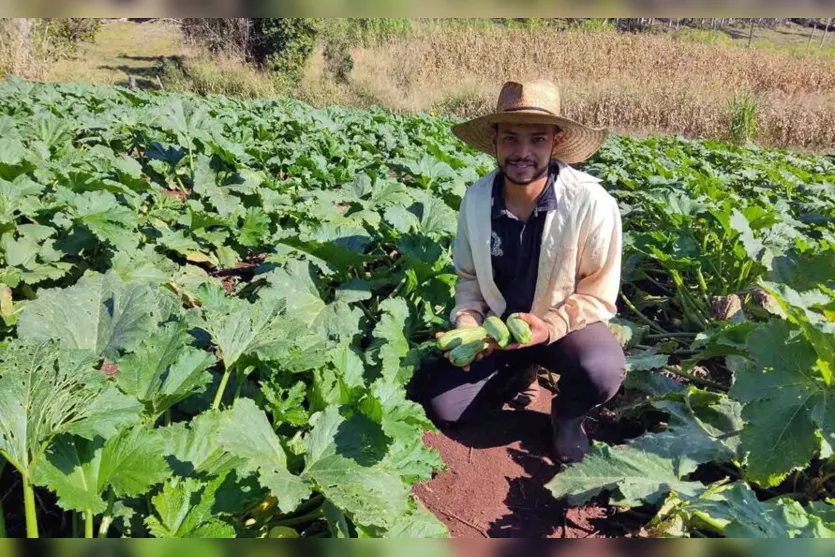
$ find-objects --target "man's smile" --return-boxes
[508,160,536,170]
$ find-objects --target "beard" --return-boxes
[498,157,551,186]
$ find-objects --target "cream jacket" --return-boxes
[450,160,623,344]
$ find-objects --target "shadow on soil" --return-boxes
[97,55,184,89]
[439,406,567,537]
[430,387,645,538]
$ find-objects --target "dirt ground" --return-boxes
[413,387,645,539]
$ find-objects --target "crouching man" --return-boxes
[424,79,626,464]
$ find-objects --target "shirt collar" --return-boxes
[491,160,559,220]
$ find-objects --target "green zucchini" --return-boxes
[507,313,533,345]
[483,315,510,347]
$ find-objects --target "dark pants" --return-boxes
[420,322,626,424]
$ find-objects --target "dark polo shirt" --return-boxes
[490,162,559,319]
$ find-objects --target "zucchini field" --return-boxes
[1,76,834,538]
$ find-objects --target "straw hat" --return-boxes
[451,79,608,164]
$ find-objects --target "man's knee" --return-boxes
[576,351,626,404]
[429,391,470,424]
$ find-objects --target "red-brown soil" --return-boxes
[413,388,646,538]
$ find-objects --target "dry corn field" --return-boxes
[311,26,835,151]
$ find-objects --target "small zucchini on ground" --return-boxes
[507,313,533,345]
[483,315,510,347]
[437,326,488,352]
[449,339,489,367]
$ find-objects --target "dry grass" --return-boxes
[160,54,281,99]
[0,20,49,80]
[299,25,835,151]
[13,19,835,152]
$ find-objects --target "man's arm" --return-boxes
[450,198,488,328]
[540,192,622,344]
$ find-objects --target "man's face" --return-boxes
[493,123,561,186]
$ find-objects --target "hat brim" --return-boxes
[451,111,608,165]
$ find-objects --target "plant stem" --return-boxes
[696,267,710,303]
[284,494,325,519]
[663,366,728,392]
[675,285,708,329]
[716,463,742,479]
[98,490,116,538]
[271,507,323,528]
[234,374,244,400]
[619,293,668,335]
[640,273,674,295]
[645,332,697,340]
[0,494,6,539]
[736,260,754,291]
[212,364,234,410]
[0,462,6,538]
[164,409,172,427]
[85,510,94,538]
[23,479,38,538]
[304,531,330,538]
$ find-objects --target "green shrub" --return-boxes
[43,18,102,53]
[676,28,735,47]
[180,18,321,83]
[323,19,413,48]
[158,56,278,99]
[729,89,759,144]
[249,18,321,82]
[571,18,616,32]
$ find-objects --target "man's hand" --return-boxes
[435,315,495,372]
[502,312,550,350]
[435,329,488,372]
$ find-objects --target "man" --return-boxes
[423,79,626,464]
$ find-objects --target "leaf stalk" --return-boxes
[23,478,38,538]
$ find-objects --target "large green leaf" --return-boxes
[114,320,215,419]
[32,426,169,513]
[72,191,139,251]
[387,499,450,538]
[651,481,835,538]
[278,224,371,276]
[238,207,269,248]
[0,232,73,286]
[769,252,835,292]
[145,476,236,538]
[216,398,287,471]
[156,96,210,149]
[301,406,409,530]
[729,208,764,261]
[545,441,704,507]
[196,295,317,371]
[192,154,241,217]
[631,389,742,477]
[677,482,835,538]
[261,260,362,344]
[161,410,247,479]
[367,297,421,384]
[730,319,832,487]
[0,340,141,478]
[761,281,835,386]
[18,271,156,359]
[361,378,441,485]
[215,399,310,513]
